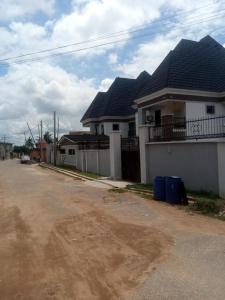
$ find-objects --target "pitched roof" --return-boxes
[81,71,151,122]
[81,92,106,121]
[60,134,109,144]
[137,35,225,98]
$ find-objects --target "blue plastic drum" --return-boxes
[154,176,166,201]
[165,176,182,204]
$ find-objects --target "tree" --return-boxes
[43,131,53,144]
[13,145,28,154]
[25,137,34,150]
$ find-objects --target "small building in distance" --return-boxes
[0,142,13,160]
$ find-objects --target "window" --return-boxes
[206,105,215,114]
[101,124,104,135]
[68,149,75,155]
[155,110,161,126]
[60,149,65,154]
[112,123,119,131]
[94,124,99,135]
[128,122,136,137]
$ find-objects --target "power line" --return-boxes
[0,2,224,64]
[1,12,223,67]
[11,12,225,65]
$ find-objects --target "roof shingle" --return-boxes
[81,71,151,122]
[137,35,225,98]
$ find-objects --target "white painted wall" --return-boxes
[0,143,13,159]
[59,145,78,166]
[58,145,110,176]
[185,101,225,137]
[145,141,220,194]
[88,121,129,137]
[186,101,225,120]
[109,132,122,179]
[135,112,139,136]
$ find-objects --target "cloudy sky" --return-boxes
[0,0,225,144]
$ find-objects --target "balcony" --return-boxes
[148,115,225,142]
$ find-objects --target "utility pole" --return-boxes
[38,124,40,141]
[27,122,36,147]
[53,112,56,166]
[3,135,6,160]
[24,131,27,150]
[40,120,43,162]
[57,116,59,141]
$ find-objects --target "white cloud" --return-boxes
[108,53,118,65]
[0,62,98,143]
[116,36,175,77]
[99,78,114,91]
[115,0,225,77]
[51,0,166,56]
[0,0,55,20]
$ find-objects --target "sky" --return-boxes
[0,0,225,145]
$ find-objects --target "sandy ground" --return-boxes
[0,160,225,299]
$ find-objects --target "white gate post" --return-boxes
[217,141,225,198]
[110,132,122,180]
[139,125,149,184]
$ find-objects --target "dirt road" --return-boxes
[0,160,225,299]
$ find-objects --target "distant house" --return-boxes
[0,142,13,160]
[81,71,151,137]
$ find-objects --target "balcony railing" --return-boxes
[148,115,225,142]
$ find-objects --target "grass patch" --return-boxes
[57,164,101,179]
[137,192,153,200]
[109,188,127,193]
[189,198,225,216]
[126,183,153,191]
[188,189,219,200]
[78,171,101,179]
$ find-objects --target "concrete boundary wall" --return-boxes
[144,140,225,196]
[58,146,110,177]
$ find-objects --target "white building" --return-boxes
[0,142,13,160]
[81,71,151,138]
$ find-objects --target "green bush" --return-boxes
[109,188,127,193]
[191,198,225,214]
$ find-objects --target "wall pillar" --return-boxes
[81,151,85,172]
[97,150,100,174]
[217,142,225,198]
[139,126,149,184]
[110,132,122,180]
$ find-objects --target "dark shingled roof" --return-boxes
[81,92,106,121]
[81,36,225,122]
[61,134,109,143]
[137,35,225,98]
[81,71,151,122]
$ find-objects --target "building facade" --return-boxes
[0,142,13,160]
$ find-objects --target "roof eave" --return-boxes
[81,114,136,125]
[134,87,225,106]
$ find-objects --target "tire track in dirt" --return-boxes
[0,202,172,300]
[42,210,172,300]
[0,205,43,299]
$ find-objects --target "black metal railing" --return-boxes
[78,138,109,150]
[121,137,139,151]
[148,115,225,142]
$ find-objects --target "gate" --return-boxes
[121,137,140,182]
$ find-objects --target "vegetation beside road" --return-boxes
[125,183,225,221]
[109,188,127,193]
[127,183,153,191]
[189,197,225,220]
[58,164,101,179]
